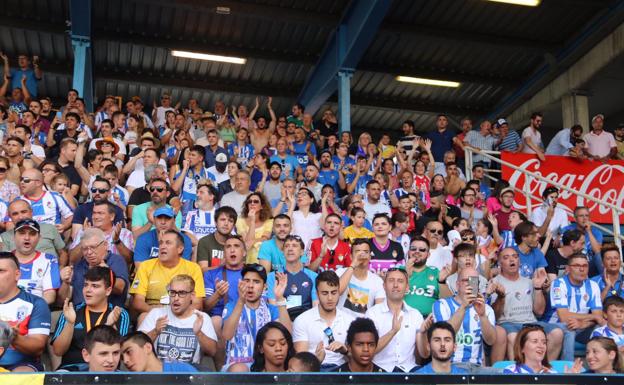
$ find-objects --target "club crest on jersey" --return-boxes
[583,293,589,301]
[428,275,434,281]
[36,268,44,278]
[392,250,398,258]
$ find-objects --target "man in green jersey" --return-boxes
[405,236,450,316]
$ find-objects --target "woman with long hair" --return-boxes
[569,336,624,374]
[237,192,274,264]
[288,187,323,252]
[504,325,555,373]
[39,160,63,191]
[0,156,19,201]
[250,322,295,372]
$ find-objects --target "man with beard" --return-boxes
[546,229,586,280]
[72,176,125,239]
[366,267,429,372]
[309,214,351,272]
[546,124,584,157]
[413,322,468,373]
[404,236,444,317]
[182,182,218,241]
[292,127,317,167]
[52,266,129,371]
[261,161,283,204]
[13,219,60,304]
[203,129,228,168]
[207,153,231,186]
[270,137,301,180]
[492,187,515,233]
[197,207,237,271]
[138,274,217,365]
[363,180,391,224]
[317,150,345,194]
[55,137,82,197]
[258,214,295,273]
[331,318,385,372]
[249,97,277,152]
[299,164,323,201]
[293,271,355,371]
[521,112,546,161]
[418,191,461,234]
[132,178,183,238]
[18,168,74,232]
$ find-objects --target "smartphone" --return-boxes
[56,111,62,119]
[468,276,479,295]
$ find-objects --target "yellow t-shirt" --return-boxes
[379,144,396,159]
[236,218,274,264]
[129,258,205,305]
[343,225,374,244]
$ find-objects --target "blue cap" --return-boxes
[153,206,175,218]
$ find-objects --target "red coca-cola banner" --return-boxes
[501,152,624,224]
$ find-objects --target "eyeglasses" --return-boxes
[247,199,261,204]
[149,186,166,193]
[569,264,589,270]
[462,236,475,241]
[167,290,192,298]
[42,168,57,173]
[409,246,428,252]
[427,229,444,235]
[91,188,109,194]
[82,240,105,253]
[20,177,40,183]
[0,167,6,173]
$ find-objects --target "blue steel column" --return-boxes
[70,0,94,112]
[337,70,353,133]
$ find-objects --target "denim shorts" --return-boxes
[499,321,562,335]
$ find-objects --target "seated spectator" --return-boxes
[52,266,130,371]
[250,322,295,372]
[267,235,318,320]
[71,176,125,240]
[412,321,468,374]
[346,156,373,196]
[309,214,351,272]
[444,243,488,297]
[579,337,624,373]
[131,178,183,239]
[197,206,237,271]
[82,325,122,372]
[493,247,563,360]
[562,206,603,277]
[529,186,569,237]
[261,161,284,205]
[134,206,193,269]
[221,170,252,216]
[0,321,14,372]
[0,252,50,372]
[287,351,321,372]
[221,264,291,370]
[592,244,624,301]
[513,221,548,279]
[392,194,417,235]
[58,228,129,308]
[270,178,296,216]
[331,318,385,372]
[121,331,197,372]
[493,210,526,249]
[182,182,218,240]
[343,207,374,244]
[503,324,555,373]
[293,271,355,371]
[363,180,391,224]
[419,192,461,235]
[18,168,73,231]
[432,267,496,368]
[102,164,129,208]
[546,229,586,280]
[388,212,411,257]
[217,161,241,199]
[336,239,385,317]
[237,192,273,264]
[546,253,604,353]
[366,266,428,372]
[459,187,484,230]
[130,230,204,321]
[138,274,216,365]
[368,214,404,275]
[13,219,60,304]
[590,296,624,348]
[0,199,66,260]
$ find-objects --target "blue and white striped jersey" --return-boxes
[174,168,216,203]
[182,208,217,240]
[591,325,624,347]
[503,363,556,374]
[547,275,602,323]
[110,185,130,207]
[19,191,73,225]
[432,297,495,366]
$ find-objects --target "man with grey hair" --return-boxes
[221,170,251,216]
[58,228,129,308]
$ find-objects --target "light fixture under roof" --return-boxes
[484,0,541,6]
[171,50,246,65]
[396,76,460,88]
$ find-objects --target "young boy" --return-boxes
[122,331,197,372]
[82,325,122,372]
[287,352,321,372]
[591,295,624,349]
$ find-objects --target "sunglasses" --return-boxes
[409,247,428,252]
[428,229,444,235]
[247,199,261,204]
[149,187,166,193]
[20,177,40,183]
[462,236,475,241]
[91,188,109,194]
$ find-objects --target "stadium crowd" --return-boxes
[0,53,623,375]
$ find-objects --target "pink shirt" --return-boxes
[583,130,616,158]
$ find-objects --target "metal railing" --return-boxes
[464,147,624,253]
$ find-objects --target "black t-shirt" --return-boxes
[332,362,386,372]
[50,129,80,158]
[545,247,568,278]
[370,238,404,262]
[56,161,82,197]
[128,186,151,206]
[72,201,125,225]
[316,120,338,137]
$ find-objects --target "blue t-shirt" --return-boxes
[72,253,129,308]
[10,68,39,97]
[513,245,548,278]
[425,128,458,161]
[270,154,300,180]
[413,362,468,374]
[562,224,604,276]
[318,169,340,192]
[163,360,198,372]
[332,155,355,174]
[591,273,624,299]
[228,143,255,168]
[134,229,193,263]
[292,141,316,167]
[203,267,242,317]
[345,173,372,196]
[250,168,265,192]
[266,268,317,313]
[258,238,308,272]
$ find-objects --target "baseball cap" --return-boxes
[215,153,228,165]
[15,219,40,233]
[591,114,605,124]
[495,118,508,128]
[499,187,515,197]
[153,206,175,218]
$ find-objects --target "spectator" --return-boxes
[425,114,457,168]
[404,236,445,316]
[172,145,215,204]
[343,207,374,244]
[368,214,404,275]
[287,351,321,372]
[584,114,617,161]
[289,187,323,251]
[492,187,515,233]
[513,221,548,279]
[270,137,300,180]
[452,117,473,170]
[331,318,385,373]
[591,244,624,301]
[250,322,295,372]
[423,220,453,271]
[443,243,488,297]
[562,206,604,277]
[237,192,273,264]
[545,229,586,280]
[0,252,50,372]
[366,266,428,372]
[131,178,183,239]
[530,186,569,237]
[578,337,624,373]
[591,296,624,348]
[182,182,218,240]
[463,120,498,167]
[258,214,294,273]
[2,53,42,97]
[221,170,252,216]
[58,228,129,308]
[52,266,130,371]
[271,178,296,216]
[309,214,351,272]
[459,187,484,230]
[363,180,391,224]
[546,125,584,156]
[503,325,555,373]
[317,151,345,193]
[71,177,126,238]
[521,112,546,161]
[138,274,217,365]
[18,168,73,231]
[261,161,284,204]
[81,325,122,372]
[121,331,197,372]
[221,264,291,370]
[495,118,523,153]
[346,156,373,196]
[197,206,237,271]
[614,123,624,160]
[413,321,468,374]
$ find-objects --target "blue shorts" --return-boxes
[499,321,562,335]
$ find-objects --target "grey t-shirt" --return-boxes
[220,191,250,216]
[460,207,484,230]
[263,181,282,204]
[492,274,537,324]
[1,223,65,257]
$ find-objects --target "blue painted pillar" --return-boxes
[338,70,353,133]
[70,0,93,112]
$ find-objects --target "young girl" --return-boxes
[476,218,498,258]
[124,114,144,152]
[343,207,374,243]
[447,217,469,249]
[51,174,77,209]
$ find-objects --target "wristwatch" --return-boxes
[113,239,122,245]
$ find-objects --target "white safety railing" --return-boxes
[464,147,624,254]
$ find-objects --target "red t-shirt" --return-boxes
[494,209,512,232]
[309,238,352,271]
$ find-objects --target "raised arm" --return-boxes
[267,97,276,133]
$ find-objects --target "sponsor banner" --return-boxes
[501,152,624,223]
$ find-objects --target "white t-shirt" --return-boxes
[530,204,570,235]
[336,267,385,318]
[425,244,453,271]
[521,126,543,154]
[138,306,217,364]
[292,211,323,251]
[154,106,175,127]
[363,199,392,223]
[31,144,46,159]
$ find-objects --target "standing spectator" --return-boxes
[545,229,586,280]
[289,187,323,252]
[317,151,345,193]
[530,186,569,237]
[546,125,584,156]
[521,112,546,161]
[452,117,473,170]
[203,130,228,168]
[172,145,215,204]
[495,118,523,153]
[404,236,444,317]
[346,156,373,196]
[463,120,498,167]
[152,93,176,128]
[270,137,300,180]
[562,206,604,278]
[1,53,42,97]
[584,114,617,161]
[614,123,624,160]
[396,120,418,158]
[425,114,457,168]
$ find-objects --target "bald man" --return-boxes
[18,168,73,232]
